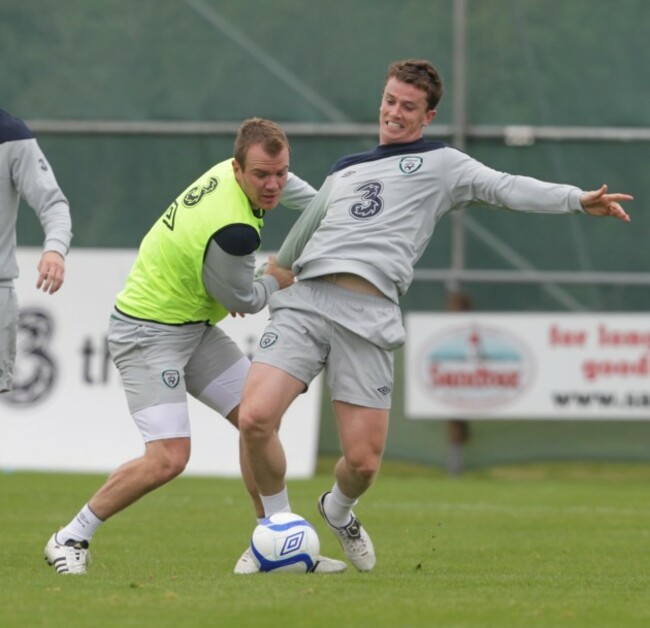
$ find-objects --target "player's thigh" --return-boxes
[327,325,395,410]
[107,317,202,440]
[241,361,308,429]
[253,306,329,391]
[185,325,249,419]
[333,400,389,466]
[245,307,328,425]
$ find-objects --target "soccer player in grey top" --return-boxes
[238,59,633,571]
[0,109,72,393]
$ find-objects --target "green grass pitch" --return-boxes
[1,460,649,628]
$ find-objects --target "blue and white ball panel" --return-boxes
[250,512,320,573]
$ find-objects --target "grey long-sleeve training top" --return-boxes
[278,138,584,302]
[0,109,72,286]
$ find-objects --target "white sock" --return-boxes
[260,488,291,517]
[56,504,104,544]
[324,484,358,527]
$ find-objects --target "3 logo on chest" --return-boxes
[349,181,384,220]
[347,156,423,220]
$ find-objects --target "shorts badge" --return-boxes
[260,332,278,349]
[162,369,181,388]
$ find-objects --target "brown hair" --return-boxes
[385,59,444,110]
[234,117,290,169]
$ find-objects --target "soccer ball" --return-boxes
[250,512,320,573]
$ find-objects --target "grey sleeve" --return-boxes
[12,139,72,255]
[280,172,318,211]
[202,240,279,313]
[444,148,584,215]
[276,176,332,268]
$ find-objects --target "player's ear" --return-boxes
[423,109,437,127]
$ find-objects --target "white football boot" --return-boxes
[317,492,376,572]
[233,546,347,574]
[44,533,90,575]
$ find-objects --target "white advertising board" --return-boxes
[0,248,321,476]
[406,312,650,420]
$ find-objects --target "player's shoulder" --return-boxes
[329,139,448,174]
[211,223,260,256]
[0,109,35,144]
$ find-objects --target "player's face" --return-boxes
[233,144,290,210]
[379,77,436,144]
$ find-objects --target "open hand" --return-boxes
[580,184,633,223]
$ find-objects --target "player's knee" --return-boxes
[148,444,189,483]
[158,456,188,483]
[346,456,380,484]
[238,405,274,442]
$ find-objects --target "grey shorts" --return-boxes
[0,287,18,393]
[253,280,405,409]
[107,311,248,441]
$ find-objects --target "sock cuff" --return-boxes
[260,487,291,517]
[331,484,359,509]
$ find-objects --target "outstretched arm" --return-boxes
[580,184,633,222]
[445,149,634,223]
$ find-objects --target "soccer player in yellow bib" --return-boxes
[44,118,346,575]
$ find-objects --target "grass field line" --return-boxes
[379,500,647,517]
